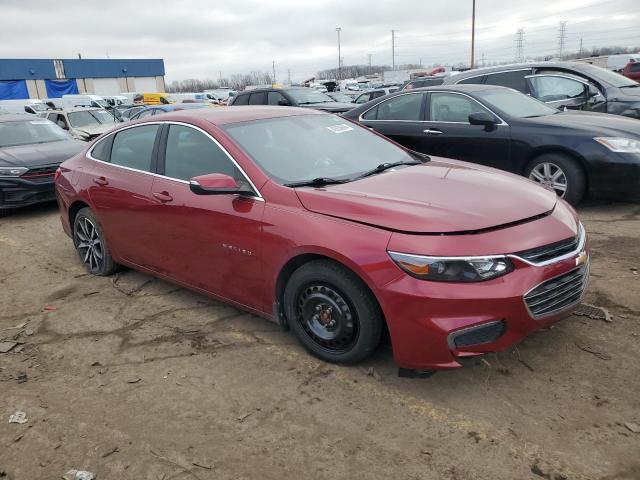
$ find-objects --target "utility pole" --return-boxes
[470,0,476,69]
[272,60,276,84]
[77,53,82,59]
[367,53,372,74]
[558,21,567,59]
[515,27,525,62]
[287,69,291,85]
[336,27,342,81]
[391,29,396,70]
[481,52,486,67]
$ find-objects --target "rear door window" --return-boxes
[484,70,531,92]
[373,93,425,121]
[110,124,159,172]
[267,92,287,105]
[249,92,267,105]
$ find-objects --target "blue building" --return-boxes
[0,58,165,100]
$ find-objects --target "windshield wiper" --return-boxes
[622,84,639,88]
[354,159,424,181]
[285,177,350,188]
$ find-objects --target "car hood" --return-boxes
[525,110,640,136]
[0,139,85,168]
[613,85,640,100]
[294,159,557,234]
[300,102,355,113]
[73,123,115,136]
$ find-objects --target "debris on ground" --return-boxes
[237,411,254,422]
[575,342,612,360]
[100,446,119,458]
[8,411,27,424]
[359,366,382,381]
[126,377,141,384]
[0,341,19,353]
[192,461,214,470]
[16,372,27,383]
[62,470,95,480]
[43,305,57,312]
[574,303,613,322]
[624,422,640,433]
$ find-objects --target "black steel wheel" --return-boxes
[284,260,383,364]
[73,207,118,276]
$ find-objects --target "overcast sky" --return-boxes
[2,0,639,82]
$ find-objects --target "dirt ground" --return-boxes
[0,201,639,480]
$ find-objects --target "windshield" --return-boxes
[477,89,558,118]
[576,64,638,87]
[329,93,353,102]
[29,103,49,112]
[287,89,334,104]
[223,114,414,184]
[68,110,115,128]
[0,119,69,147]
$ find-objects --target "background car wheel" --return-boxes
[526,153,586,205]
[0,209,10,217]
[283,259,383,365]
[73,207,118,276]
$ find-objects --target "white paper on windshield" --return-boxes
[327,124,354,134]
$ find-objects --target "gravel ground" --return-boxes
[1,201,639,480]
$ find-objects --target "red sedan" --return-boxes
[55,107,589,374]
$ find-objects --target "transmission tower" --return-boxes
[515,28,525,62]
[558,21,567,59]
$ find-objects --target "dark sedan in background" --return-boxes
[230,87,356,113]
[443,62,640,118]
[343,85,640,204]
[0,114,84,215]
[127,103,209,121]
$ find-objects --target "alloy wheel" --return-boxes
[528,162,568,197]
[74,216,104,272]
[296,284,358,353]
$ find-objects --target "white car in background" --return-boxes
[39,108,119,141]
[0,99,51,115]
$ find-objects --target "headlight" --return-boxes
[388,252,513,282]
[0,166,28,177]
[594,137,640,153]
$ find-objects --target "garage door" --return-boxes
[92,78,121,95]
[134,77,159,92]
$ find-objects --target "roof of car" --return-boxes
[399,84,504,93]
[236,86,310,94]
[445,61,598,81]
[0,113,36,123]
[146,105,325,126]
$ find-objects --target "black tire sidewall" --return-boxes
[73,207,116,276]
[284,260,382,365]
[526,153,586,206]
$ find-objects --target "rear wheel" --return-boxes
[73,207,118,276]
[526,153,586,205]
[283,260,383,365]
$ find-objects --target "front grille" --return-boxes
[514,223,584,265]
[450,320,506,348]
[524,264,589,318]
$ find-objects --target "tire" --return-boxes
[525,153,586,206]
[73,207,118,276]
[0,209,10,217]
[283,259,383,365]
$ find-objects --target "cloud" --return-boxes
[1,0,638,81]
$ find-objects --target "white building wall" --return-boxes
[92,78,121,95]
[134,77,159,92]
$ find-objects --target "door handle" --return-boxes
[152,191,173,203]
[93,176,108,186]
[424,128,443,135]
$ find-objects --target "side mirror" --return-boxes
[277,99,290,106]
[587,85,600,98]
[468,111,498,130]
[189,173,253,196]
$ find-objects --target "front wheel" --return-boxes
[526,153,586,206]
[283,260,383,365]
[73,207,118,276]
